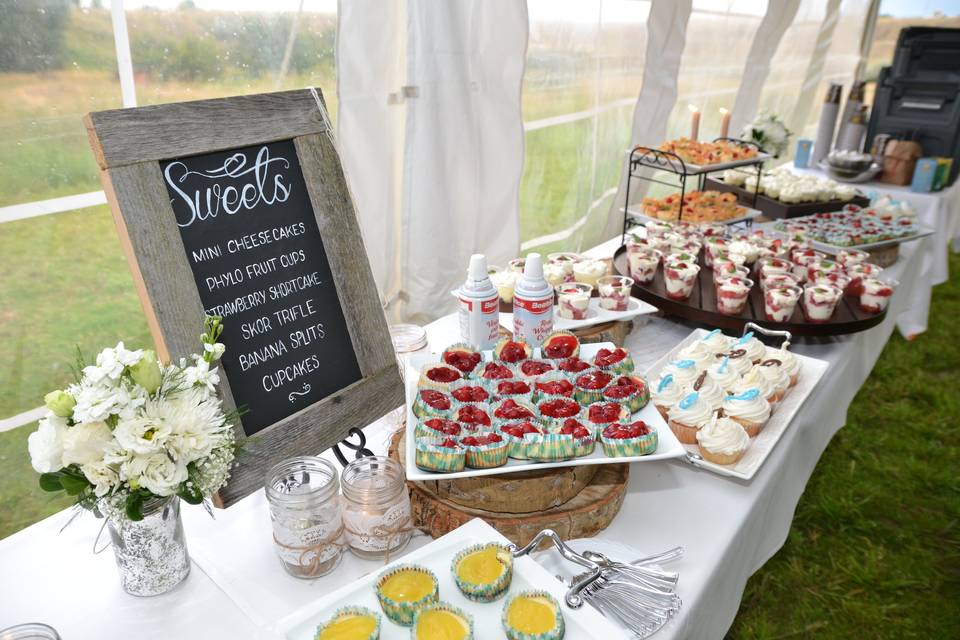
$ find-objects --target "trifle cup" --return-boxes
[835,248,870,267]
[572,259,609,287]
[666,250,699,267]
[703,237,729,268]
[802,283,843,323]
[597,276,634,312]
[715,276,753,316]
[663,261,700,300]
[805,259,841,283]
[845,262,883,296]
[763,285,801,322]
[714,263,749,285]
[791,251,826,284]
[757,257,792,280]
[859,278,897,313]
[809,270,850,293]
[556,282,592,320]
[761,272,799,293]
[543,262,568,288]
[489,268,520,304]
[547,252,581,282]
[627,248,661,284]
[508,257,526,273]
[712,252,746,278]
[645,219,674,238]
[699,223,727,238]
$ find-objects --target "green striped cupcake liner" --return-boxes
[535,397,584,425]
[501,590,565,640]
[315,605,381,640]
[447,378,493,405]
[497,427,534,460]
[462,437,510,469]
[540,329,581,360]
[412,389,454,420]
[490,399,539,429]
[451,543,514,602]
[411,601,475,639]
[414,417,464,442]
[450,399,494,431]
[540,421,596,457]
[415,438,466,473]
[593,351,636,376]
[441,342,484,380]
[572,368,613,405]
[601,427,659,458]
[530,371,576,404]
[601,376,650,414]
[375,564,439,626]
[485,369,535,403]
[524,432,576,462]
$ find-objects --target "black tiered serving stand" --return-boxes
[621,137,767,238]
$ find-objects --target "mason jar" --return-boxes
[340,456,413,560]
[265,456,344,579]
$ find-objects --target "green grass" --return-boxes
[726,250,960,639]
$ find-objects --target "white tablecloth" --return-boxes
[0,234,941,639]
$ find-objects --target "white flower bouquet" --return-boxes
[740,111,793,158]
[29,317,237,520]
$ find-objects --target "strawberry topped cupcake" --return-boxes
[491,398,537,424]
[419,363,462,391]
[499,421,543,459]
[601,420,657,457]
[533,374,575,399]
[413,389,453,419]
[537,397,583,423]
[602,375,649,413]
[540,331,580,359]
[454,404,492,428]
[556,418,596,457]
[449,380,490,404]
[592,347,635,375]
[557,357,591,374]
[442,343,483,377]
[517,359,555,380]
[460,432,510,469]
[481,361,515,382]
[587,401,630,426]
[494,339,532,364]
[415,417,463,440]
[573,369,614,404]
[415,438,465,473]
[493,379,532,401]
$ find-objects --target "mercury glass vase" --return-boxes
[103,496,191,596]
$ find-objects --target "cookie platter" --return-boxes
[275,518,628,640]
[646,327,828,480]
[621,204,763,227]
[404,339,686,481]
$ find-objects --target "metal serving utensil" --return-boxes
[509,529,602,608]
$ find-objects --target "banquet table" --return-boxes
[0,231,948,640]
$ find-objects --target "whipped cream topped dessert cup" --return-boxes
[763,285,802,323]
[597,275,634,311]
[714,264,750,286]
[663,260,700,301]
[845,262,883,296]
[801,283,843,323]
[859,277,897,313]
[627,248,661,284]
[715,276,753,316]
[546,252,581,282]
[761,272,799,293]
[703,236,728,268]
[836,248,870,267]
[556,282,592,320]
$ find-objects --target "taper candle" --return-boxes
[688,104,700,140]
[719,108,730,139]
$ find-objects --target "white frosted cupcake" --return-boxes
[719,349,754,376]
[731,332,767,363]
[652,374,685,420]
[688,371,724,407]
[735,366,775,404]
[677,341,715,371]
[663,359,700,387]
[706,356,740,392]
[697,413,750,465]
[756,360,790,402]
[721,388,771,437]
[668,391,715,445]
[765,346,801,386]
[699,329,731,355]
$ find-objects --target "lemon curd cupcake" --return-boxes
[502,591,565,640]
[452,543,513,602]
[375,564,439,626]
[412,602,474,640]
[315,605,381,640]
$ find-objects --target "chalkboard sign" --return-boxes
[84,89,404,506]
[160,140,362,435]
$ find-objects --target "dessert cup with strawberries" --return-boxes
[556,283,592,320]
[801,283,843,323]
[663,260,700,300]
[627,248,661,285]
[597,275,633,312]
[859,277,897,313]
[763,285,801,322]
[715,276,753,316]
[601,420,658,457]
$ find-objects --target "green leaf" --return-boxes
[178,484,204,505]
[125,493,145,521]
[60,473,90,496]
[38,473,64,492]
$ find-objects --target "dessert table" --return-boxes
[0,232,943,640]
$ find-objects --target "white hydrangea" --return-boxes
[81,341,144,384]
[28,413,68,473]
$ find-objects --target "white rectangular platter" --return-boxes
[274,518,628,640]
[627,148,771,174]
[623,204,763,227]
[405,342,686,481]
[500,296,658,332]
[645,328,829,480]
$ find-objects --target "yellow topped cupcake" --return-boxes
[502,590,565,640]
[315,606,380,640]
[413,602,474,640]
[375,564,439,626]
[451,543,513,602]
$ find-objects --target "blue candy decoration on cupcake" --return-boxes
[657,374,674,393]
[729,388,760,401]
[679,391,700,409]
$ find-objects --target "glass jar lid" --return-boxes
[390,324,428,353]
[341,456,405,506]
[265,456,339,506]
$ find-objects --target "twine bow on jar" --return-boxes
[343,516,417,564]
[272,523,348,577]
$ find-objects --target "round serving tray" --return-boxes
[612,245,887,336]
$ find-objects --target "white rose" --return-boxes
[114,416,171,455]
[80,461,119,497]
[28,414,68,473]
[61,421,114,467]
[124,453,188,497]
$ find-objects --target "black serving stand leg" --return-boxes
[332,427,375,467]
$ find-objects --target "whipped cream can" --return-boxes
[453,254,500,350]
[512,252,554,346]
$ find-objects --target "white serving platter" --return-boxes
[500,296,657,332]
[762,220,936,253]
[405,342,686,481]
[273,518,628,640]
[645,328,829,480]
[622,204,763,227]
[627,148,771,174]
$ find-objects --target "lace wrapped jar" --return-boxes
[341,456,413,560]
[102,496,190,596]
[265,456,345,579]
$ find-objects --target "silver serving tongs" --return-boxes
[509,529,602,608]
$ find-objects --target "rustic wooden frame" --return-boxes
[84,89,404,506]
